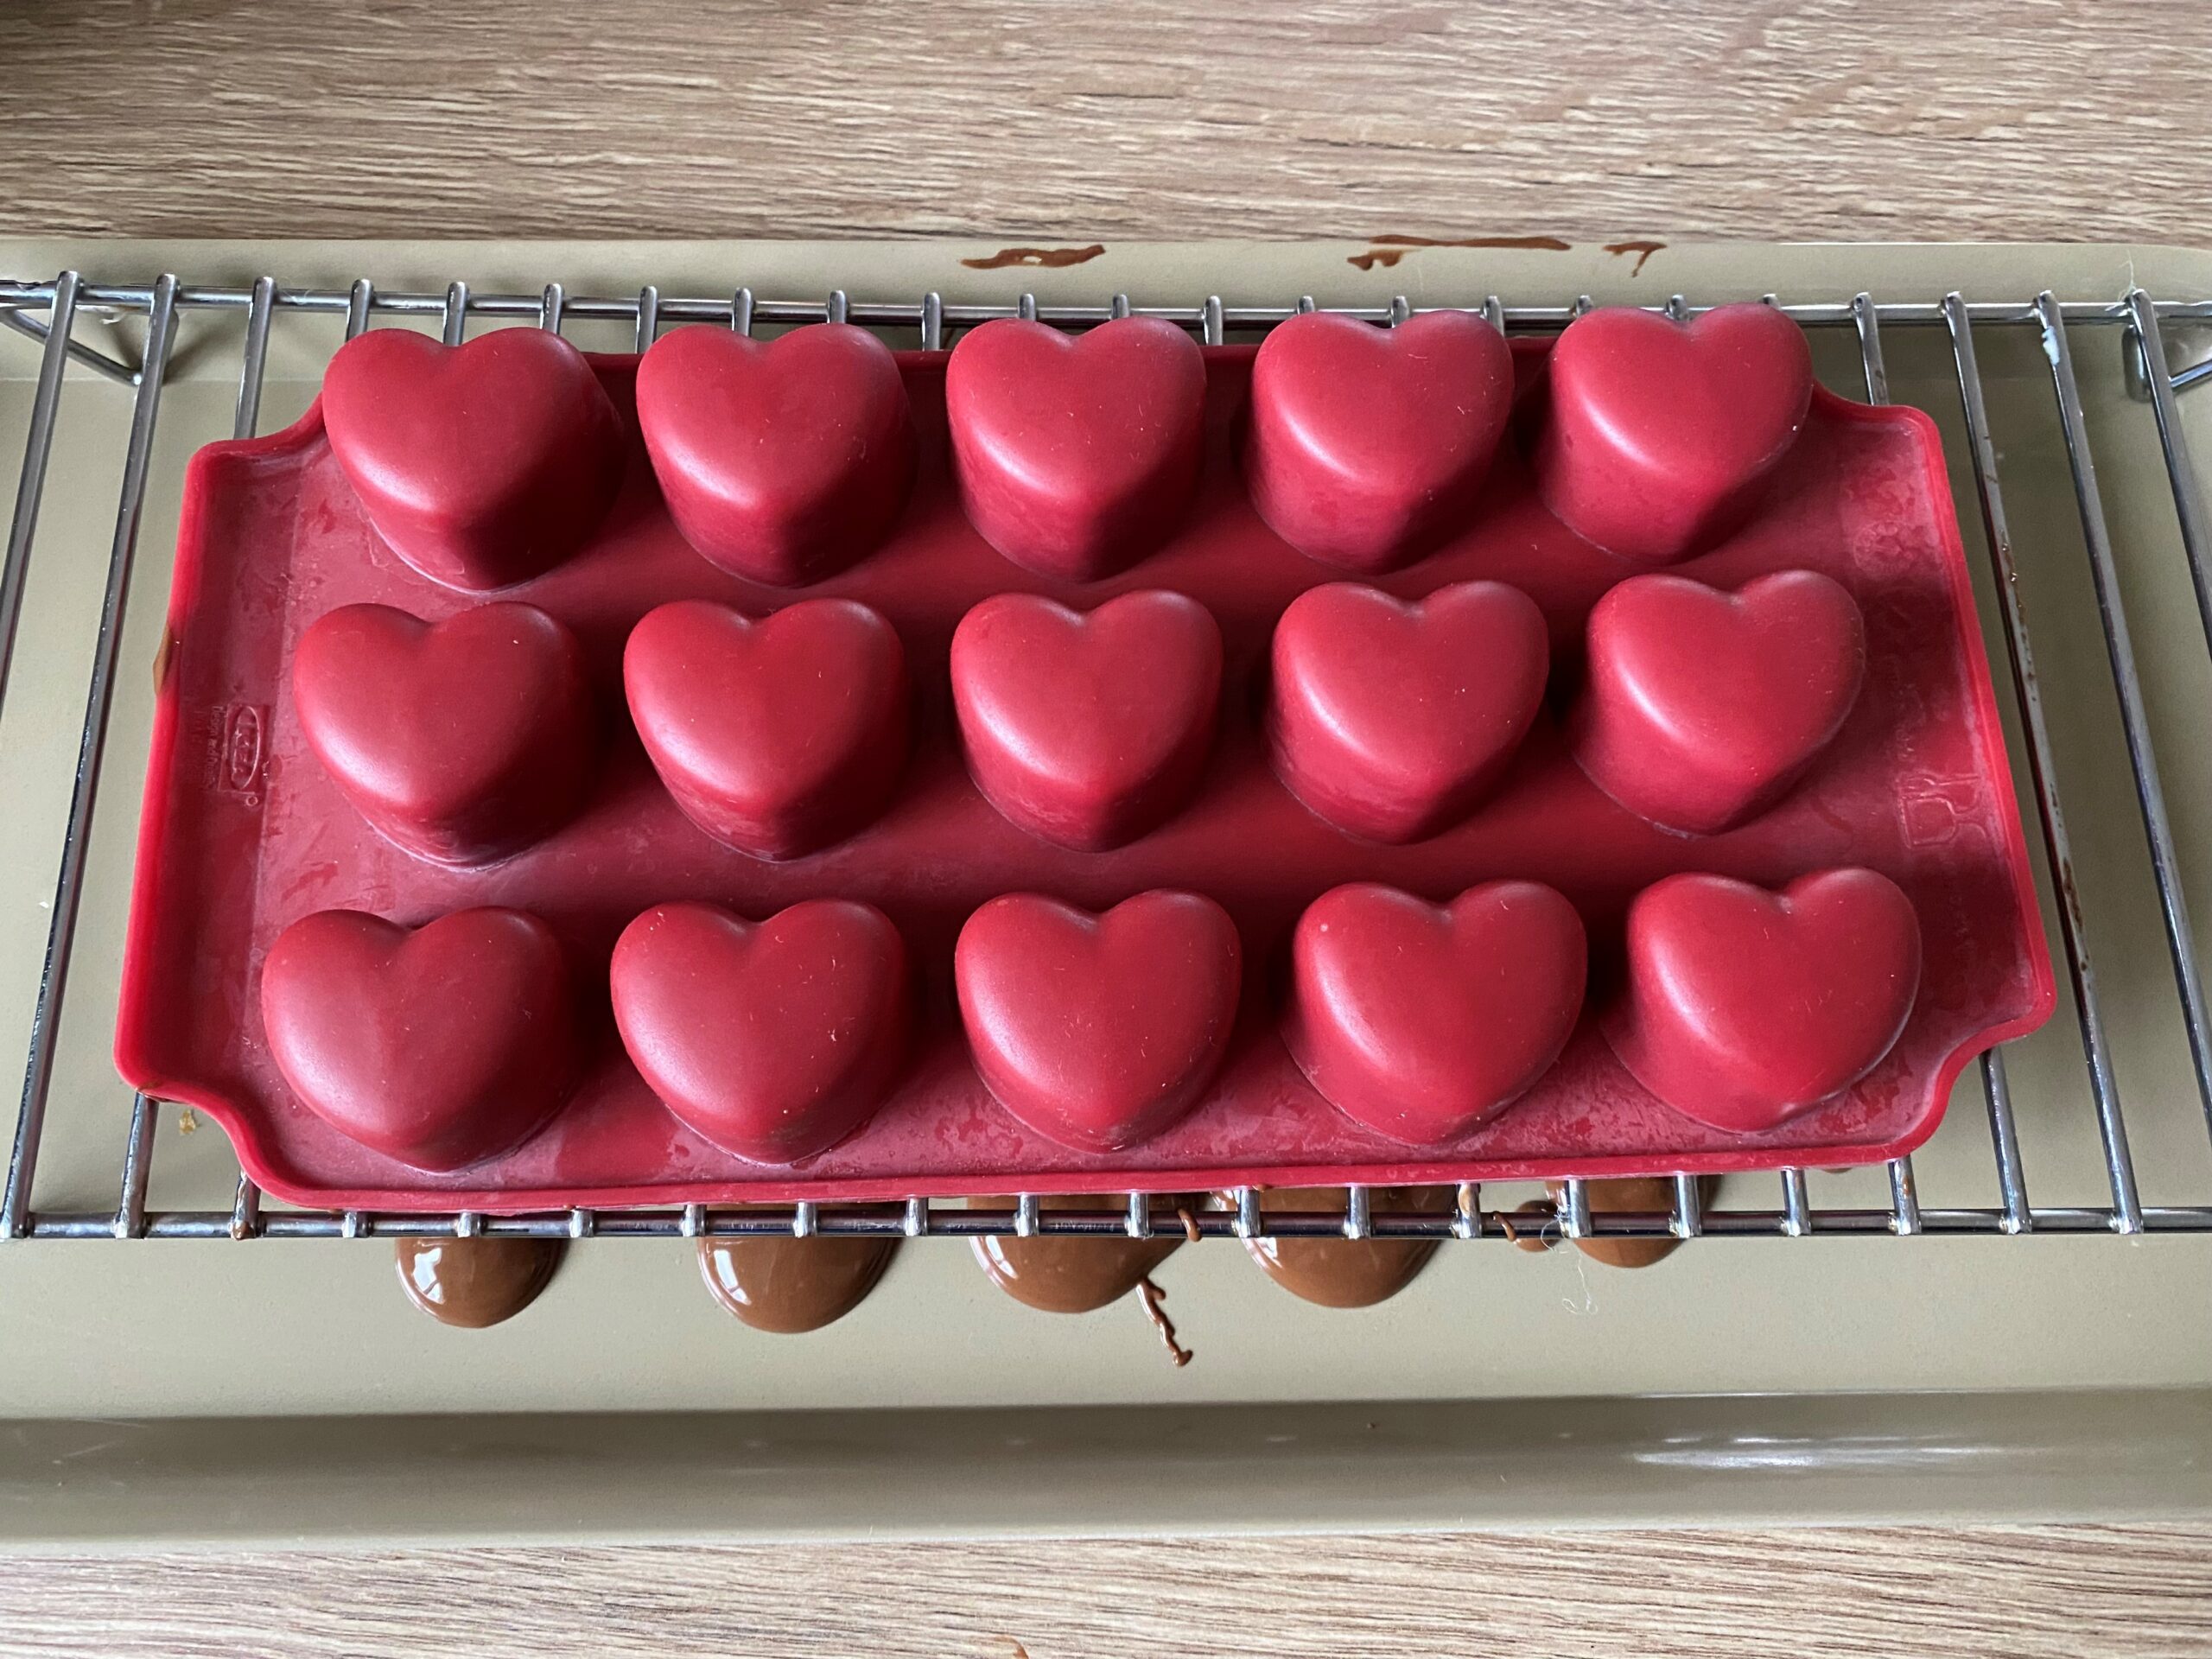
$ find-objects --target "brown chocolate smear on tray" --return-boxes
[1515,1177,1711,1268]
[396,1236,564,1328]
[696,1234,898,1334]
[968,1194,1183,1313]
[1602,238,1667,276]
[1242,1185,1455,1308]
[1346,234,1571,272]
[960,244,1108,270]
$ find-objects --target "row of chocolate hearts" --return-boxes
[258,868,1922,1176]
[296,571,1868,866]
[319,303,1816,594]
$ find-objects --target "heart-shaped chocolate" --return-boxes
[1246,309,1514,572]
[1535,303,1813,564]
[292,601,596,865]
[636,323,916,586]
[1605,868,1921,1133]
[954,890,1241,1151]
[611,899,910,1163]
[624,598,909,860]
[944,316,1207,580]
[950,589,1222,850]
[258,907,578,1171]
[1268,580,1549,843]
[1285,881,1586,1145]
[321,327,625,591]
[1572,569,1865,835]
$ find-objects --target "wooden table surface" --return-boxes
[6,2,2212,1654]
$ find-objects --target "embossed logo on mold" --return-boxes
[213,703,270,800]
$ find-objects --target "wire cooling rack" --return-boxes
[2,266,2209,1247]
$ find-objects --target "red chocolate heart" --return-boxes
[1535,303,1813,564]
[636,323,916,587]
[292,601,595,865]
[259,907,578,1172]
[950,589,1222,850]
[944,316,1207,581]
[1268,580,1549,843]
[1605,868,1922,1133]
[321,327,625,591]
[1285,881,1586,1145]
[611,899,910,1163]
[624,598,909,860]
[954,891,1241,1151]
[1572,569,1865,835]
[1246,309,1514,572]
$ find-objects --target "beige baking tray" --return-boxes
[1,239,2209,1545]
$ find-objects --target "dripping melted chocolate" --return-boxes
[968,1194,1185,1313]
[1242,1185,1454,1308]
[697,1234,899,1333]
[395,1236,564,1328]
[1516,1177,1709,1268]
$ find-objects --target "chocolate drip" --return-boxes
[1514,1177,1709,1268]
[395,1236,563,1328]
[1243,1185,1453,1308]
[696,1235,898,1333]
[968,1195,1185,1313]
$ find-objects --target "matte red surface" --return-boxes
[950,589,1222,851]
[291,601,596,865]
[257,908,579,1172]
[622,596,910,861]
[944,316,1206,580]
[635,323,916,586]
[1246,309,1514,573]
[1284,881,1588,1145]
[610,899,911,1163]
[1535,303,1814,565]
[1605,868,1924,1133]
[321,329,625,591]
[114,329,2053,1211]
[954,890,1242,1152]
[1268,580,1549,844]
[1571,570,1867,836]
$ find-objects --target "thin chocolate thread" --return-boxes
[1136,1274,1193,1368]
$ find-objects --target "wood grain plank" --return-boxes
[3,0,2209,245]
[8,1526,2212,1657]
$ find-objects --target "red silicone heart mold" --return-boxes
[636,323,916,586]
[624,596,910,860]
[292,601,596,865]
[321,328,625,591]
[954,891,1242,1152]
[1285,881,1588,1146]
[950,589,1222,850]
[1605,868,1923,1133]
[118,312,2053,1211]
[1268,579,1549,843]
[944,315,1206,580]
[1535,302,1814,565]
[258,907,579,1172]
[1572,569,1866,836]
[1246,309,1514,573]
[612,899,912,1163]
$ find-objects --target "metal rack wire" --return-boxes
[2,267,2209,1248]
